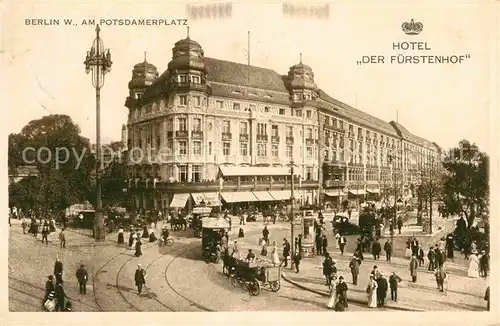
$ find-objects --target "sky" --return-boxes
[3,1,497,153]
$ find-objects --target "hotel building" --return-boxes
[124,36,441,211]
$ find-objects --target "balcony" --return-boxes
[256,156,270,164]
[305,138,316,146]
[222,132,232,141]
[286,137,294,144]
[175,130,189,138]
[323,179,346,188]
[191,131,203,139]
[257,135,268,142]
[170,82,212,94]
[272,156,281,164]
[238,156,251,164]
[221,155,236,164]
[271,136,280,143]
[239,134,249,142]
[324,124,346,134]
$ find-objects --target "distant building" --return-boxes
[8,165,39,185]
[124,35,441,211]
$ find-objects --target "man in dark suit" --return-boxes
[76,264,89,294]
[134,264,146,295]
[349,255,360,285]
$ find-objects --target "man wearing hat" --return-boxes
[134,264,147,295]
[44,275,55,301]
[335,275,348,311]
[76,264,89,294]
[479,250,489,278]
[349,254,360,285]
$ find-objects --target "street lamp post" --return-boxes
[289,159,296,268]
[84,25,113,241]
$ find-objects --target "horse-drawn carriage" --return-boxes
[192,206,212,238]
[223,256,281,296]
[201,217,230,261]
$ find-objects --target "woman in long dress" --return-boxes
[468,251,480,278]
[271,241,280,266]
[327,277,339,309]
[367,275,378,308]
[117,228,124,244]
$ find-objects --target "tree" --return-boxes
[416,157,445,227]
[8,114,95,214]
[101,146,129,210]
[441,140,489,228]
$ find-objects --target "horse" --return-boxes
[171,216,187,231]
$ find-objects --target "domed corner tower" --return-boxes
[125,53,159,110]
[287,54,319,105]
[166,28,211,96]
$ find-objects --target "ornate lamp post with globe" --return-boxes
[84,25,113,240]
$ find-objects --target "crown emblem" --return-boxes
[401,19,423,35]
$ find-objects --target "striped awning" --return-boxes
[366,189,380,194]
[252,191,275,201]
[324,191,347,197]
[170,193,190,208]
[268,190,292,201]
[192,193,221,206]
[221,192,258,203]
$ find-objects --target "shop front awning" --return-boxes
[366,189,380,194]
[252,191,275,201]
[324,191,347,197]
[192,192,221,206]
[221,192,258,203]
[348,190,366,195]
[269,190,293,201]
[170,193,190,208]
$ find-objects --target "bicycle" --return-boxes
[158,237,174,247]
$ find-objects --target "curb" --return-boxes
[281,272,423,312]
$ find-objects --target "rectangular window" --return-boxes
[257,123,267,135]
[192,165,202,182]
[179,141,187,155]
[272,144,279,157]
[295,110,302,117]
[279,108,285,115]
[191,76,200,84]
[208,142,212,155]
[324,116,329,125]
[178,165,188,182]
[358,127,362,135]
[240,122,248,134]
[233,103,241,110]
[286,145,293,158]
[167,118,174,131]
[264,106,270,113]
[192,118,201,131]
[156,135,161,149]
[306,146,313,159]
[167,140,173,154]
[257,143,267,157]
[223,142,231,155]
[306,110,312,118]
[216,100,223,109]
[286,126,293,137]
[333,118,337,128]
[178,118,187,131]
[222,121,230,133]
[240,142,248,156]
[271,125,279,137]
[179,75,187,83]
[306,167,314,180]
[339,120,344,129]
[194,96,201,106]
[179,95,187,105]
[193,141,201,155]
[307,128,313,139]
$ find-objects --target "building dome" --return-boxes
[287,57,317,90]
[128,56,159,90]
[168,35,206,72]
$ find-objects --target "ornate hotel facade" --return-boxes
[125,36,441,210]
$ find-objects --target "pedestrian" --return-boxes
[335,276,348,311]
[21,218,28,234]
[445,233,454,259]
[261,239,268,256]
[262,226,269,243]
[134,264,146,295]
[231,240,240,258]
[371,238,381,260]
[411,237,419,256]
[315,233,322,255]
[479,250,489,277]
[297,234,303,253]
[322,253,334,286]
[338,234,346,256]
[389,271,402,301]
[76,264,88,294]
[54,282,67,311]
[54,257,63,284]
[334,231,340,249]
[415,245,424,266]
[349,254,360,285]
[282,239,291,267]
[485,286,490,311]
[135,238,143,257]
[468,250,480,278]
[238,227,245,238]
[129,230,136,247]
[271,241,280,266]
[117,227,124,244]
[149,230,157,242]
[44,275,55,301]
[366,275,378,308]
[239,214,245,225]
[370,265,381,280]
[397,216,403,234]
[435,266,446,292]
[376,273,388,307]
[427,246,436,271]
[383,239,392,262]
[322,234,328,256]
[293,252,301,273]
[41,223,50,245]
[59,228,66,248]
[404,239,412,258]
[141,224,149,238]
[409,254,418,282]
[326,275,338,310]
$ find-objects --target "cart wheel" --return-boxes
[269,281,280,292]
[248,279,261,296]
[166,238,174,246]
[203,250,211,261]
[229,274,238,287]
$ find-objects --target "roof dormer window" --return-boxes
[179,75,187,83]
[191,75,200,84]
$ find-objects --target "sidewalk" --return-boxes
[280,250,488,311]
